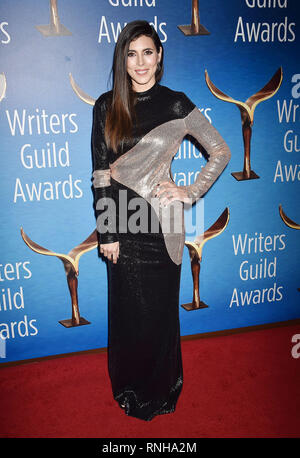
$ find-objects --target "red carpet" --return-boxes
[0,323,299,438]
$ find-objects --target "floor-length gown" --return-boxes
[91,82,230,421]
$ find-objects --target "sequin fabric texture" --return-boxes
[91,82,230,421]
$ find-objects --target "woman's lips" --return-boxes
[135,69,148,75]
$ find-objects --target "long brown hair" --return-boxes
[104,20,164,153]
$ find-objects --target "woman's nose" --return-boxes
[137,53,144,66]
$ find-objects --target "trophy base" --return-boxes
[36,24,72,37]
[177,24,210,36]
[59,317,90,328]
[181,301,209,311]
[231,170,260,181]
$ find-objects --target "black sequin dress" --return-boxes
[91,82,230,421]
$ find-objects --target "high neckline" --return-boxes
[134,81,160,100]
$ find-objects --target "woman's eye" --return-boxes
[145,50,153,55]
[127,52,135,57]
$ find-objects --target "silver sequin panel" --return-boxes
[92,169,111,188]
[110,107,231,265]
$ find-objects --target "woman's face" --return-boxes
[126,35,161,92]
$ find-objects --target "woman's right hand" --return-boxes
[100,241,119,264]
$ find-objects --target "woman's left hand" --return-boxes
[154,181,190,207]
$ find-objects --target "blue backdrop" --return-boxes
[1,0,299,363]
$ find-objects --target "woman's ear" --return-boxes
[158,46,162,62]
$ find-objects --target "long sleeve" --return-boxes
[182,106,231,203]
[91,97,118,244]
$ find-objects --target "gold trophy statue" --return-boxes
[36,0,72,36]
[20,228,98,327]
[279,205,300,291]
[0,73,6,102]
[205,67,283,181]
[69,73,95,106]
[182,207,230,311]
[178,0,210,36]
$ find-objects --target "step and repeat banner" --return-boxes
[0,0,299,363]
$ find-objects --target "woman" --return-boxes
[91,20,231,421]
